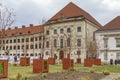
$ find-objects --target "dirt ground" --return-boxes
[28,71,106,80]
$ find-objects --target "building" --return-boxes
[0,2,101,63]
[44,2,101,62]
[0,24,44,58]
[95,16,120,63]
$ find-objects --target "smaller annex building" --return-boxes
[95,16,120,63]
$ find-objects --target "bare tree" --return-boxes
[0,4,15,50]
[87,40,99,59]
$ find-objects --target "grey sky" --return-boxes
[1,0,120,27]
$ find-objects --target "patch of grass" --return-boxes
[74,64,120,73]
[7,63,120,79]
[8,65,39,79]
[116,77,120,80]
[49,64,62,73]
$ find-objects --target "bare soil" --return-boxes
[28,71,106,80]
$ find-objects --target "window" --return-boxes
[116,53,120,59]
[26,45,29,49]
[14,39,16,43]
[67,28,71,33]
[67,38,70,47]
[77,27,81,32]
[104,38,108,48]
[22,38,24,42]
[6,40,9,44]
[31,37,34,42]
[77,51,81,55]
[46,41,49,48]
[46,51,49,55]
[35,37,37,41]
[3,46,5,50]
[10,46,12,50]
[26,38,29,42]
[21,45,24,49]
[77,39,81,47]
[60,28,64,34]
[46,30,49,35]
[17,45,20,49]
[18,39,20,43]
[35,44,38,49]
[30,45,33,49]
[10,40,12,43]
[6,46,8,50]
[54,39,57,47]
[54,29,57,34]
[116,38,120,47]
[104,53,108,60]
[39,36,41,40]
[14,46,16,50]
[60,39,63,48]
[39,43,41,48]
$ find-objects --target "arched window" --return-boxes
[77,39,81,47]
[54,29,57,34]
[67,28,71,33]
[54,39,57,47]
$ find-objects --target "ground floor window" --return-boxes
[116,53,120,59]
[104,53,108,60]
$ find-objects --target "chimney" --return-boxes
[8,27,11,30]
[30,24,33,27]
[15,26,18,29]
[22,25,26,28]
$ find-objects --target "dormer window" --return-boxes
[12,34,14,36]
[28,31,31,34]
[19,32,22,35]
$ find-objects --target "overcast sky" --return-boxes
[1,0,120,27]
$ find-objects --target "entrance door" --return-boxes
[59,50,64,59]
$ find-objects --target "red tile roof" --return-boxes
[4,24,44,37]
[100,16,120,30]
[48,2,101,27]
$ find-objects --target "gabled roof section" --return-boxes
[4,24,44,37]
[100,16,120,30]
[48,2,101,27]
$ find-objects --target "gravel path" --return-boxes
[100,73,120,80]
